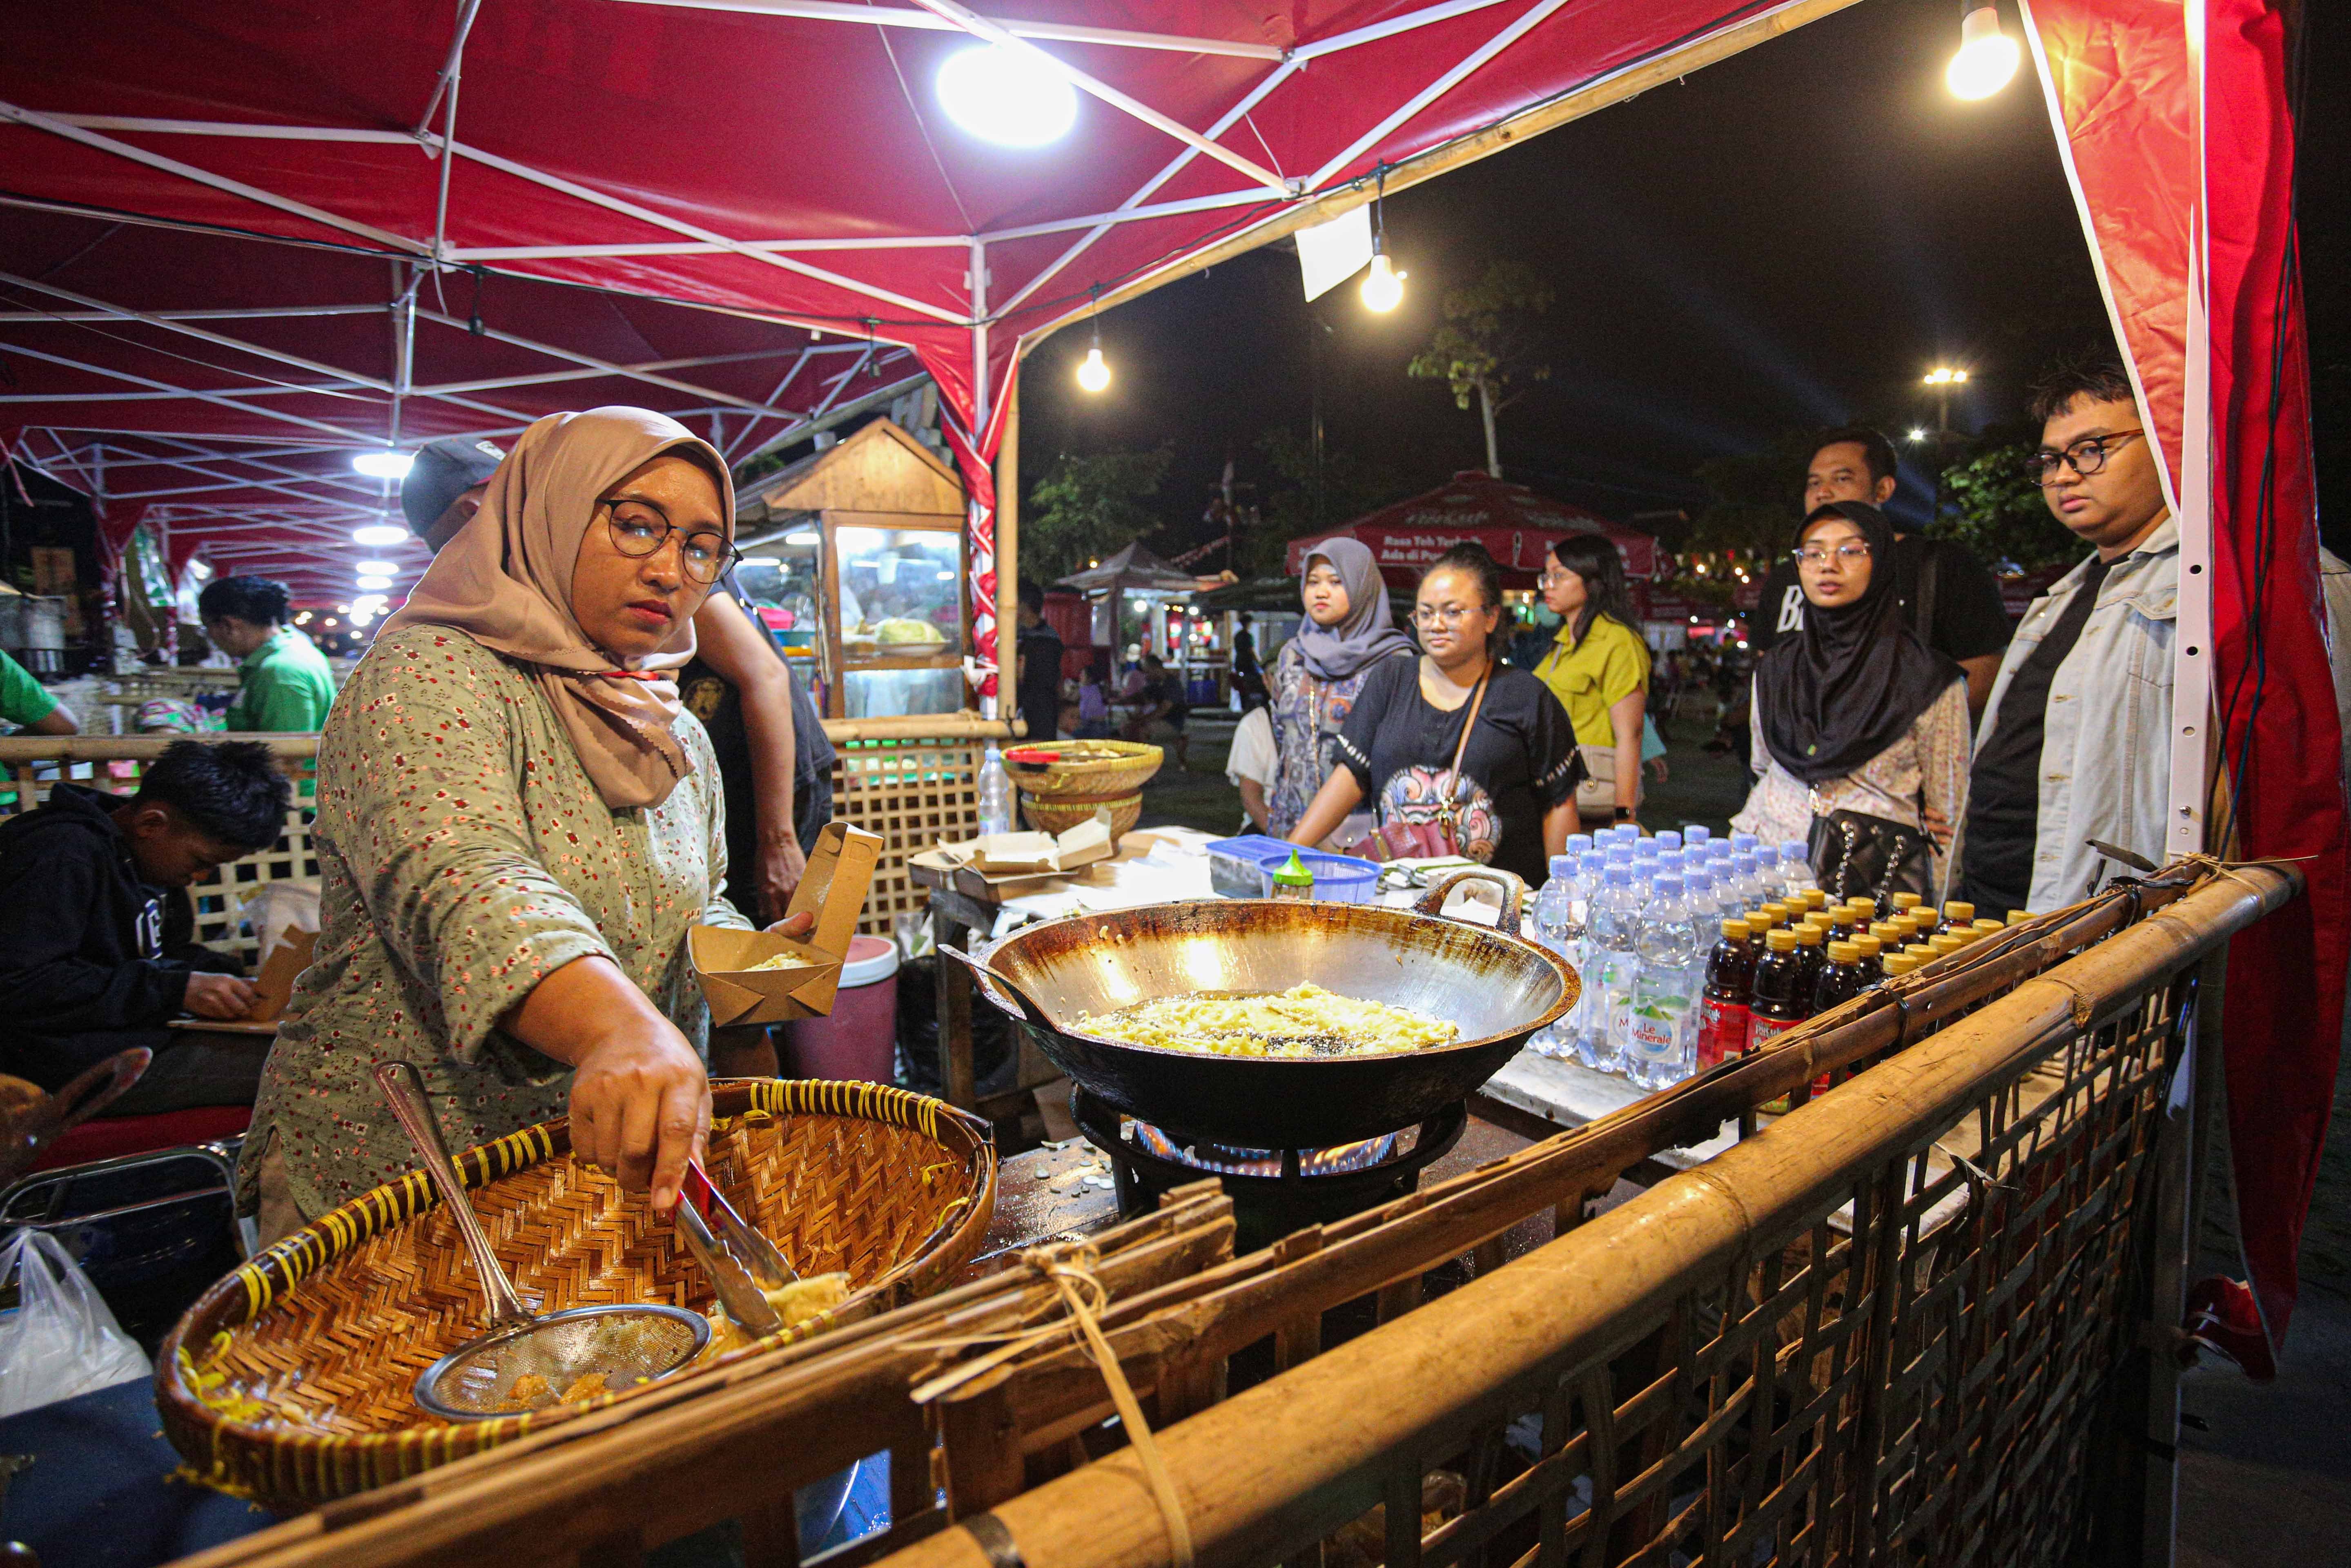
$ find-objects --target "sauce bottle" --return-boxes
[1758,901,1791,931]
[1929,933,1966,960]
[2007,909,2035,926]
[1270,849,1316,900]
[1853,932,1885,980]
[1972,918,2006,940]
[1697,918,1755,1070]
[1937,900,1977,937]
[1745,927,1809,1053]
[1890,891,1924,916]
[1812,940,1870,1016]
[1798,889,1830,918]
[1791,921,1828,1009]
[1882,951,1921,981]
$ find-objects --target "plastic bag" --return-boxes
[0,1229,151,1417]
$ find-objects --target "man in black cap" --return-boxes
[401,432,836,940]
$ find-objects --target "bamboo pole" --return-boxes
[0,733,320,762]
[820,712,1016,743]
[868,864,2300,1568]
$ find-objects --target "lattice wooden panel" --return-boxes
[826,738,982,938]
[0,751,319,962]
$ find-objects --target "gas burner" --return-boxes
[1071,1089,1467,1252]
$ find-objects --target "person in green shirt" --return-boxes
[0,646,76,735]
[197,577,336,731]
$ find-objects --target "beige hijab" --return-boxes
[382,407,733,811]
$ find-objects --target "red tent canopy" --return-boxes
[1286,470,1657,586]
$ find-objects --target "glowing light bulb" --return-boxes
[1360,252,1405,313]
[937,45,1077,147]
[352,524,408,546]
[352,450,413,479]
[1076,345,1111,393]
[355,559,399,576]
[1948,7,2020,100]
[356,574,393,592]
[1909,428,1930,443]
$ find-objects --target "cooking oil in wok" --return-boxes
[1074,982,1457,1058]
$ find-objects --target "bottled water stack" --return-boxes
[1626,873,1704,1090]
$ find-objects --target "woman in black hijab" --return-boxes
[1731,503,1973,903]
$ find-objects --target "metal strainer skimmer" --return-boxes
[373,1062,710,1421]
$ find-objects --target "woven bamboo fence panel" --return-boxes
[0,735,319,962]
[826,737,983,938]
[851,865,2294,1568]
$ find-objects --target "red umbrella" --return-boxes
[1286,470,1657,586]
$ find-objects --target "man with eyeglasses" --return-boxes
[1745,425,2012,715]
[403,434,834,932]
[1953,356,2176,918]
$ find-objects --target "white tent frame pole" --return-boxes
[0,271,397,393]
[611,0,1283,58]
[0,101,421,252]
[447,236,969,258]
[903,0,1294,194]
[0,305,386,323]
[0,343,379,443]
[415,0,488,136]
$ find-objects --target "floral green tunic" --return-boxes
[238,626,751,1224]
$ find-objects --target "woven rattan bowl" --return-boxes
[157,1080,994,1512]
[1010,740,1162,842]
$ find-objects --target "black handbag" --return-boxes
[1807,809,1933,907]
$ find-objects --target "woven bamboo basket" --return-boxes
[1010,740,1162,842]
[155,1080,995,1512]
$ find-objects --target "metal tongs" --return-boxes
[673,1159,798,1338]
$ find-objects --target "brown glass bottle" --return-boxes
[1696,918,1755,1071]
[1745,928,1808,1054]
[1812,940,1870,1016]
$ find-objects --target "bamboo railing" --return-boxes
[145,862,2297,1568]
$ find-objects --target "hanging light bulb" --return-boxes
[1359,163,1405,313]
[1075,285,1111,393]
[1947,5,2020,100]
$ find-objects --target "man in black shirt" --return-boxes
[0,740,289,1113]
[1015,580,1065,741]
[1745,425,2012,714]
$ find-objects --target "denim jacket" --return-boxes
[1963,515,2179,913]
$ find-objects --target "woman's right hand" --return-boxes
[567,1017,711,1213]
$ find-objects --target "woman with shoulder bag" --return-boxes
[1732,502,1970,904]
[1288,544,1581,887]
[1531,536,1650,832]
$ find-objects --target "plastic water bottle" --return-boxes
[1728,850,1761,910]
[1684,825,1712,849]
[1564,832,1593,859]
[1779,839,1820,899]
[1627,873,1704,1090]
[1582,865,1643,1073]
[1604,842,1633,869]
[978,743,1016,836]
[1631,836,1661,865]
[1754,843,1781,895]
[1656,830,1683,853]
[1731,831,1759,855]
[1529,854,1585,1059]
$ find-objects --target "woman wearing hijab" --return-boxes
[238,408,810,1242]
[1732,503,1971,902]
[1265,539,1417,837]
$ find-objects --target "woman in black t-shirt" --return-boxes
[1288,545,1582,887]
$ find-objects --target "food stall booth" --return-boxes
[0,4,2332,1568]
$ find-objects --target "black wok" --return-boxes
[957,869,1576,1149]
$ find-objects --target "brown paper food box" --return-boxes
[167,926,317,1036]
[689,822,884,1026]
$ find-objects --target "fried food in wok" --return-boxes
[1075,982,1457,1058]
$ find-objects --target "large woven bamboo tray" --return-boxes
[156,1079,995,1512]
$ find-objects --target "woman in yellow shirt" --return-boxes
[1532,536,1650,832]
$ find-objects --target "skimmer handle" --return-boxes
[1412,867,1529,938]
[372,1060,533,1329]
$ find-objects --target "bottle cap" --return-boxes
[1653,873,1683,898]
[1794,923,1824,945]
[1765,928,1798,952]
[1943,901,1975,925]
[1685,825,1711,844]
[1271,848,1314,889]
[1891,892,1923,910]
[1930,934,1965,955]
[2008,909,2034,925]
[1972,918,2004,934]
[1656,831,1682,851]
[1884,953,1920,976]
[1549,854,1576,878]
[1855,934,1884,959]
[1905,943,1936,960]
[1799,889,1828,911]
[1870,921,1902,943]
[1760,901,1789,925]
[1827,940,1859,963]
[1723,918,1751,940]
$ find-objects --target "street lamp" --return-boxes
[1923,366,1968,434]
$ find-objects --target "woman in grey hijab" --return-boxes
[1264,538,1417,836]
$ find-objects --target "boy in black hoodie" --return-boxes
[0,739,291,1114]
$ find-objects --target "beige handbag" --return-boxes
[1576,742,1640,818]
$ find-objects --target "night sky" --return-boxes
[1009,0,2269,546]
